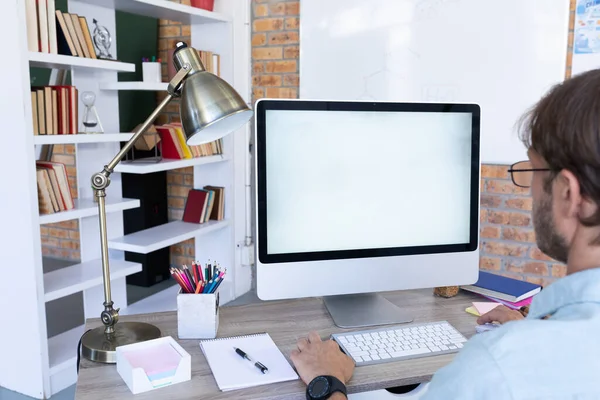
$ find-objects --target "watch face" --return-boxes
[309,376,330,398]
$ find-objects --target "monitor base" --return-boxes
[323,293,414,329]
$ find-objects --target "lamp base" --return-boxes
[81,322,161,363]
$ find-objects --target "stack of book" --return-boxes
[25,0,97,58]
[461,271,542,309]
[31,85,78,135]
[182,186,225,224]
[36,161,74,214]
[155,124,223,160]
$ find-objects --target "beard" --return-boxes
[533,193,569,263]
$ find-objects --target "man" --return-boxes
[290,69,600,399]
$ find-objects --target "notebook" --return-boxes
[199,333,299,391]
[461,271,541,302]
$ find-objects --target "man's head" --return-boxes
[517,69,600,264]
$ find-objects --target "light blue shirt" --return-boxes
[422,268,600,399]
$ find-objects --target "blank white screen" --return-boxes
[265,109,473,255]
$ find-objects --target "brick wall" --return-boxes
[41,144,80,260]
[251,0,300,103]
[158,0,195,267]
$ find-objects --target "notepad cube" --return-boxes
[116,336,191,394]
[177,290,220,339]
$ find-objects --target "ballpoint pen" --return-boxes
[234,347,269,374]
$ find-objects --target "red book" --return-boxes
[182,189,209,223]
[156,126,183,159]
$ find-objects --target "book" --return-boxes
[182,189,209,223]
[461,271,541,302]
[477,293,534,310]
[199,332,298,392]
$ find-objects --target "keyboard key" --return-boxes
[362,355,372,361]
[371,354,381,360]
[390,347,431,358]
[380,353,391,359]
[354,356,363,363]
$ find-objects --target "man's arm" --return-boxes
[290,332,355,398]
[421,336,512,400]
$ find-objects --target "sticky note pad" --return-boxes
[465,306,480,316]
[473,302,501,316]
[123,342,182,382]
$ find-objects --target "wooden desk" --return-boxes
[75,289,478,400]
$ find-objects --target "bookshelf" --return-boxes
[108,219,230,253]
[98,81,169,91]
[38,197,140,224]
[75,0,231,23]
[33,133,134,144]
[5,0,251,398]
[29,51,135,71]
[114,154,227,173]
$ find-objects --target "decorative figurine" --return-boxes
[93,19,113,60]
[81,91,104,134]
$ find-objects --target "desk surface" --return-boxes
[75,289,478,400]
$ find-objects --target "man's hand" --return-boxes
[477,305,524,325]
[290,331,355,386]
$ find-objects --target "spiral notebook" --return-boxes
[199,333,299,391]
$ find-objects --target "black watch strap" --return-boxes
[306,375,347,400]
[328,375,347,398]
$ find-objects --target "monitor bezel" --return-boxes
[255,99,481,264]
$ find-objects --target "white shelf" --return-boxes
[29,52,135,72]
[114,155,228,174]
[99,81,168,91]
[33,133,134,145]
[75,0,230,24]
[44,259,142,302]
[39,197,140,225]
[48,324,85,377]
[108,220,230,254]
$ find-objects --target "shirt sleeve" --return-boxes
[420,337,512,400]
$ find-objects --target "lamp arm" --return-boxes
[90,64,191,334]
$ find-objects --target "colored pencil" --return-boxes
[210,276,224,293]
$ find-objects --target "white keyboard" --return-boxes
[331,321,468,366]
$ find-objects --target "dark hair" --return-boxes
[518,69,600,228]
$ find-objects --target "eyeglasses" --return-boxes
[508,161,551,188]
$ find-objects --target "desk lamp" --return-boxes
[81,42,253,363]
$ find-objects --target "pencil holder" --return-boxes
[142,62,161,83]
[177,290,220,339]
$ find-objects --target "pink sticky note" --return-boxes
[123,342,181,377]
[473,302,501,316]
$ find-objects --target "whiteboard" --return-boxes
[300,0,570,164]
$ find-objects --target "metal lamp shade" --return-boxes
[180,71,253,146]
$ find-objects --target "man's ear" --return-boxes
[555,169,583,218]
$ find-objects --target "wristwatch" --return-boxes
[306,375,347,400]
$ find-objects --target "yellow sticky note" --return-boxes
[465,306,480,317]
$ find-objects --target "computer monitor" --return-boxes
[254,99,480,328]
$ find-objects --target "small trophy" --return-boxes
[81,91,104,134]
[93,19,113,60]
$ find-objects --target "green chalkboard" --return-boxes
[116,12,158,132]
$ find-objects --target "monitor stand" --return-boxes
[323,293,414,329]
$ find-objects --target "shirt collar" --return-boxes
[528,268,600,319]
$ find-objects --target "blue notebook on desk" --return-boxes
[462,271,541,302]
